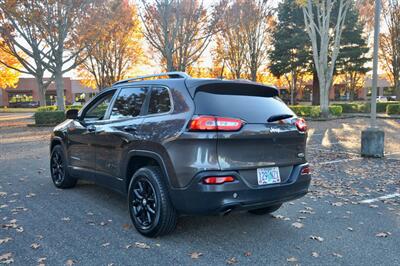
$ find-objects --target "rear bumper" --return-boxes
[170,163,311,215]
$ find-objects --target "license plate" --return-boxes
[257,167,281,185]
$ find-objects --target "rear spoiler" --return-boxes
[185,79,279,98]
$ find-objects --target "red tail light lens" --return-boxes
[189,116,243,131]
[301,166,311,175]
[203,176,235,184]
[295,118,307,132]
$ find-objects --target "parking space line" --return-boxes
[307,142,340,147]
[317,157,362,165]
[359,193,400,204]
[308,147,359,156]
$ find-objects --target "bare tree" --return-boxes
[380,0,400,100]
[243,0,272,81]
[140,0,224,72]
[301,0,351,117]
[0,0,54,106]
[79,0,143,90]
[216,0,248,79]
[30,0,93,110]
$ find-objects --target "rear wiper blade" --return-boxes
[267,114,293,123]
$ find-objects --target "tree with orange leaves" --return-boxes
[78,0,144,91]
[0,42,20,88]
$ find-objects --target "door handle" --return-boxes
[87,125,96,132]
[123,125,137,132]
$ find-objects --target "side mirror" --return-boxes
[66,109,79,120]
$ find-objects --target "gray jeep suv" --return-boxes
[50,72,311,237]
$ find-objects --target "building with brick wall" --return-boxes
[0,77,98,107]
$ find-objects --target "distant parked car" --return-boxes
[388,96,397,101]
[9,101,39,108]
[377,96,388,102]
[49,72,311,237]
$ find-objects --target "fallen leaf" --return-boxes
[332,252,343,258]
[369,204,379,208]
[16,227,24,233]
[101,242,110,247]
[0,192,7,197]
[133,242,150,249]
[122,224,131,230]
[61,217,71,222]
[332,202,343,207]
[292,222,304,229]
[226,257,238,264]
[38,257,46,266]
[310,235,324,242]
[244,251,252,257]
[0,253,13,264]
[0,237,12,245]
[31,243,40,249]
[65,259,76,266]
[287,257,298,262]
[376,232,391,238]
[190,252,203,259]
[347,227,353,231]
[311,252,319,258]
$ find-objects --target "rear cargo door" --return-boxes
[194,88,307,176]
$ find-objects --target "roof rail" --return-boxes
[113,72,191,86]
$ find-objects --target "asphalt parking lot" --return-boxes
[1,113,399,265]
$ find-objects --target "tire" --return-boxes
[50,145,77,189]
[248,204,282,215]
[128,166,177,237]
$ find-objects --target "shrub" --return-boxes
[37,106,58,112]
[290,106,321,118]
[331,103,359,113]
[387,104,400,115]
[329,105,342,116]
[290,105,342,117]
[357,103,370,113]
[34,111,65,125]
[377,102,399,113]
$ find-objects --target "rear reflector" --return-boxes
[300,166,311,175]
[189,116,243,131]
[295,118,308,132]
[203,176,235,184]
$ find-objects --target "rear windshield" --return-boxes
[194,92,294,123]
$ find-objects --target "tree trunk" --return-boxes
[396,79,400,101]
[312,70,320,105]
[290,71,295,105]
[320,79,330,118]
[36,78,47,107]
[55,70,65,111]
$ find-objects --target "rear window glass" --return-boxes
[148,87,171,114]
[194,92,294,123]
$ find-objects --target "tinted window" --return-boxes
[148,87,171,114]
[110,87,148,120]
[84,92,114,121]
[194,92,294,123]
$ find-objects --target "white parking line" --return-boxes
[317,157,362,165]
[359,193,400,204]
[308,147,359,156]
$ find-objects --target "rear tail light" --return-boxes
[189,116,244,131]
[295,118,308,132]
[203,176,235,184]
[301,166,311,175]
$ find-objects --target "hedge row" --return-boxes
[289,105,343,117]
[37,105,82,112]
[332,102,399,114]
[387,104,400,115]
[34,111,66,125]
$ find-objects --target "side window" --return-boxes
[84,92,114,121]
[148,87,171,114]
[110,87,148,120]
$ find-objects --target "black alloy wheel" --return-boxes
[131,178,158,229]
